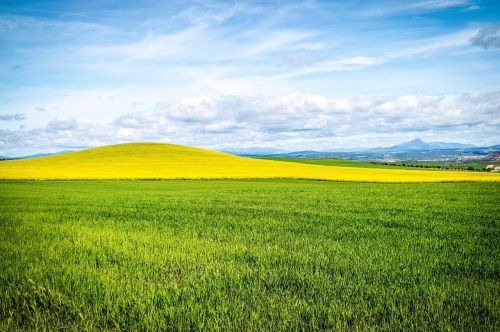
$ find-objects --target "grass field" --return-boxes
[258,157,416,169]
[1,142,499,182]
[258,157,499,171]
[1,180,499,330]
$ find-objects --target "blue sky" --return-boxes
[1,0,499,155]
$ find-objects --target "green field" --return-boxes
[257,157,449,170]
[258,157,498,171]
[1,180,499,330]
[256,157,395,169]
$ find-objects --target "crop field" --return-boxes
[258,157,419,169]
[1,180,499,331]
[259,157,499,171]
[0,142,499,182]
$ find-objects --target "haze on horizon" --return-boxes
[1,0,499,157]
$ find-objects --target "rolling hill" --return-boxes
[0,142,498,182]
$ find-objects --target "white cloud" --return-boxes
[2,1,492,102]
[0,113,25,121]
[0,14,113,34]
[384,29,478,58]
[164,96,220,122]
[87,25,209,63]
[113,114,155,129]
[273,56,381,79]
[363,0,478,16]
[273,28,478,79]
[47,117,77,131]
[470,24,500,49]
[245,30,319,56]
[1,91,499,156]
[408,0,474,10]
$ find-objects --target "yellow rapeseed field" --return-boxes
[0,142,498,182]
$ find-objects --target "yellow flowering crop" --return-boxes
[0,142,498,182]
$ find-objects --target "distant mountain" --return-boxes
[489,145,500,150]
[389,138,430,150]
[369,138,476,152]
[238,138,498,162]
[226,147,368,157]
[0,150,74,160]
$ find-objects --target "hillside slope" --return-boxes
[0,142,498,182]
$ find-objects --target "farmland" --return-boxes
[1,180,499,330]
[257,157,395,169]
[259,157,498,171]
[258,157,420,169]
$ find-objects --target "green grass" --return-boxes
[257,157,441,170]
[1,180,499,331]
[259,157,498,171]
[256,157,395,169]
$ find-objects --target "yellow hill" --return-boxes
[0,142,498,182]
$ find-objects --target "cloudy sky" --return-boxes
[1,0,500,156]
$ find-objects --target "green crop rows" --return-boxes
[1,180,499,330]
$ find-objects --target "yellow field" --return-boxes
[0,142,498,182]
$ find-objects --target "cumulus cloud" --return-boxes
[35,106,46,112]
[47,117,77,131]
[131,91,500,148]
[162,96,223,123]
[113,114,155,129]
[0,113,25,121]
[1,91,499,156]
[470,24,500,49]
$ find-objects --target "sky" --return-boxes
[1,0,500,156]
